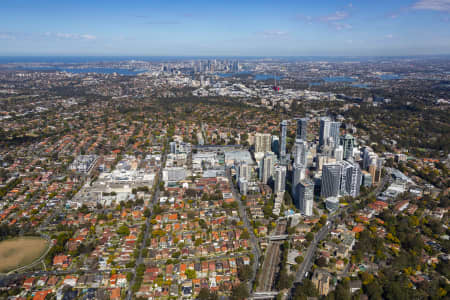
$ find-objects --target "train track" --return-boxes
[257,242,281,291]
[256,222,286,292]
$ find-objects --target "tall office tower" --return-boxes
[344,161,362,197]
[271,136,279,154]
[375,158,384,183]
[239,178,248,196]
[334,145,344,162]
[170,141,177,154]
[279,120,288,162]
[369,158,384,184]
[296,118,308,141]
[294,139,308,166]
[329,121,341,148]
[261,152,275,185]
[341,134,355,160]
[369,164,377,184]
[254,133,272,153]
[321,163,343,198]
[362,147,374,170]
[319,117,331,148]
[362,147,383,184]
[292,163,306,201]
[298,180,314,216]
[237,162,250,181]
[274,165,287,195]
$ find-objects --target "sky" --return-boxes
[0,0,449,56]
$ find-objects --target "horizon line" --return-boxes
[1,54,450,58]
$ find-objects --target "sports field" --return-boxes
[0,237,49,273]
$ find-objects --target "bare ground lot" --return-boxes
[0,237,49,273]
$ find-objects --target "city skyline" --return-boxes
[1,0,450,56]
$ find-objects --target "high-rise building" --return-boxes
[271,136,279,154]
[341,134,355,160]
[362,147,377,170]
[375,158,384,183]
[343,161,362,197]
[321,163,342,198]
[261,152,275,185]
[296,118,308,141]
[294,139,308,166]
[170,141,177,154]
[362,171,373,187]
[320,117,340,150]
[254,133,272,153]
[274,165,287,195]
[321,161,362,198]
[297,180,314,216]
[329,121,341,148]
[319,117,331,148]
[239,178,248,196]
[362,147,383,184]
[292,163,306,201]
[334,145,344,162]
[279,120,288,162]
[237,162,250,181]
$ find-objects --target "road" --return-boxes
[126,145,166,300]
[0,267,132,287]
[293,220,331,284]
[227,167,261,293]
[287,174,391,298]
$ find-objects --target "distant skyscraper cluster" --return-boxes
[193,59,240,73]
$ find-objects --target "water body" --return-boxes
[378,74,401,80]
[19,66,145,75]
[59,68,144,75]
[254,74,282,81]
[0,56,229,64]
[215,72,282,81]
[323,76,357,83]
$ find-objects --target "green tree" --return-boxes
[293,279,318,300]
[238,265,253,282]
[117,225,130,236]
[186,269,196,279]
[230,284,249,300]
[197,288,218,300]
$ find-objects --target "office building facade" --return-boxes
[298,180,314,216]
[254,133,271,153]
[296,118,308,141]
[279,120,288,162]
[274,165,287,195]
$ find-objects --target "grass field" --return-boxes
[0,237,49,273]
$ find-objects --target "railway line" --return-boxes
[256,222,286,292]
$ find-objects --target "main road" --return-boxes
[126,145,167,300]
[226,167,261,293]
[287,174,390,298]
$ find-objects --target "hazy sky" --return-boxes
[1,0,449,56]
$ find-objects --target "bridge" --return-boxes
[251,291,279,299]
[267,234,289,241]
